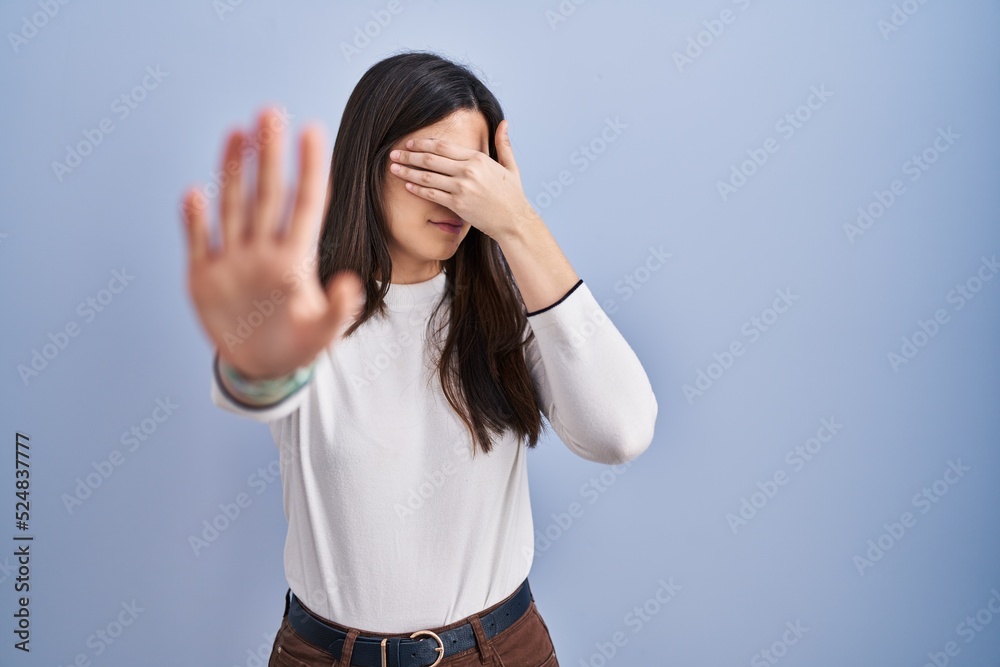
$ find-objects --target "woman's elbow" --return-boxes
[614,390,658,464]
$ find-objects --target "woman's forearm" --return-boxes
[496,212,580,314]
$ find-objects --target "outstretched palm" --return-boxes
[180,108,363,380]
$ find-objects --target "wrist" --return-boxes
[495,209,544,248]
[216,353,316,405]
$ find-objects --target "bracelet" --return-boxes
[218,355,317,404]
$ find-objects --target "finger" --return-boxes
[252,108,285,239]
[389,142,466,176]
[402,181,451,206]
[404,137,476,162]
[287,123,328,251]
[390,162,454,193]
[318,271,364,340]
[181,186,211,264]
[219,130,246,246]
[495,120,518,172]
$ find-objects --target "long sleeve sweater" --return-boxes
[210,270,658,632]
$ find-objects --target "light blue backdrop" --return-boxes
[2,1,998,665]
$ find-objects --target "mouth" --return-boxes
[429,219,463,234]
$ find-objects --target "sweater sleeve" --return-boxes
[523,279,658,465]
[209,351,310,424]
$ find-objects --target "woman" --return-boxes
[180,51,658,667]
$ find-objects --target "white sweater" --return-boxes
[210,269,657,632]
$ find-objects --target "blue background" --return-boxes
[1,1,998,665]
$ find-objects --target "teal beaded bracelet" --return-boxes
[218,356,317,404]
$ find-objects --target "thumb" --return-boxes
[496,120,518,171]
[323,271,365,331]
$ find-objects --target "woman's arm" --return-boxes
[211,350,315,423]
[496,209,582,315]
[383,124,658,460]
[503,219,658,465]
[181,109,364,420]
[520,279,658,465]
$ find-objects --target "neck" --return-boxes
[376,261,443,285]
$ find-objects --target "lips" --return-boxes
[429,219,463,234]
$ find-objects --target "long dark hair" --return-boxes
[317,50,543,458]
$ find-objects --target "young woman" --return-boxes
[180,51,658,667]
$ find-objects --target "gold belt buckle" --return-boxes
[381,630,444,667]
